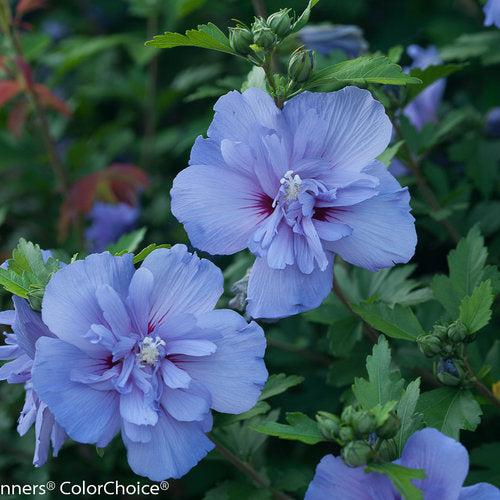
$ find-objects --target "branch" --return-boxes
[462,357,500,409]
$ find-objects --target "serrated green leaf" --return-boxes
[416,388,482,440]
[251,412,325,445]
[0,268,30,298]
[352,336,405,410]
[407,64,465,100]
[216,401,271,427]
[395,378,422,455]
[259,373,304,401]
[305,55,421,89]
[366,463,425,500]
[145,23,236,55]
[107,227,147,255]
[133,243,172,264]
[441,31,500,65]
[351,302,425,341]
[377,140,404,167]
[459,280,493,334]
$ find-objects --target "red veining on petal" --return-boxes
[242,192,274,218]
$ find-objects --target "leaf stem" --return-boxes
[212,437,294,500]
[1,3,68,195]
[462,356,500,409]
[390,118,460,244]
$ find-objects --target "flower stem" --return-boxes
[390,118,460,244]
[251,0,268,17]
[212,437,294,500]
[462,356,500,409]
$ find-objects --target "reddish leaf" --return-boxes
[16,0,47,18]
[34,84,71,116]
[58,164,149,240]
[0,80,22,107]
[7,100,28,137]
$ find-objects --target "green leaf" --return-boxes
[467,443,500,487]
[107,227,147,255]
[352,336,405,410]
[133,243,172,264]
[216,401,271,427]
[328,316,362,358]
[291,0,320,33]
[459,281,493,334]
[204,480,272,500]
[351,302,425,341]
[377,140,404,167]
[366,463,425,500]
[259,373,304,401]
[441,31,500,65]
[395,378,422,455]
[0,268,30,298]
[416,388,482,440]
[145,23,236,55]
[407,64,465,100]
[251,412,325,445]
[305,55,421,89]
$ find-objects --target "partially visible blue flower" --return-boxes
[485,107,500,137]
[305,428,500,499]
[404,45,446,131]
[484,0,500,28]
[299,24,368,58]
[171,87,416,319]
[0,298,66,467]
[32,246,267,481]
[86,202,139,252]
[41,20,70,41]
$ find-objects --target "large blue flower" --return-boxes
[0,299,66,467]
[171,87,416,319]
[31,246,267,481]
[484,0,500,28]
[86,201,139,252]
[305,428,500,499]
[404,45,446,131]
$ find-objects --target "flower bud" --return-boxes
[253,25,276,49]
[340,406,356,425]
[437,358,462,386]
[338,425,354,443]
[352,411,377,436]
[417,334,441,357]
[288,48,315,83]
[267,9,292,37]
[447,320,468,343]
[432,324,448,339]
[316,411,340,440]
[376,412,400,439]
[229,26,254,55]
[342,440,373,467]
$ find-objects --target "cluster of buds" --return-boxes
[229,9,293,57]
[316,404,401,467]
[417,320,470,359]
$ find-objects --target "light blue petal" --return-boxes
[247,255,334,319]
[176,309,267,414]
[484,0,500,29]
[305,454,395,500]
[120,386,158,426]
[95,285,131,337]
[42,253,135,356]
[460,483,500,499]
[161,381,211,422]
[161,359,191,389]
[127,267,154,334]
[123,409,214,481]
[32,337,120,446]
[400,428,468,499]
[140,246,223,324]
[165,339,217,357]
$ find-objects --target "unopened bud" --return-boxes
[253,25,276,49]
[352,411,377,436]
[267,9,292,37]
[436,358,462,386]
[316,411,340,440]
[340,406,356,426]
[288,48,315,83]
[338,425,354,443]
[417,334,441,357]
[376,412,400,439]
[229,27,254,56]
[432,324,448,339]
[447,320,467,343]
[342,440,373,467]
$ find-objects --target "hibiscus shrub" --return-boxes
[0,0,500,499]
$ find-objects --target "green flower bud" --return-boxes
[417,334,442,357]
[229,27,254,55]
[267,9,292,37]
[447,320,468,343]
[340,406,356,426]
[253,24,276,50]
[441,343,456,357]
[341,440,374,467]
[316,411,340,440]
[338,425,354,443]
[432,324,448,339]
[288,48,315,83]
[376,412,400,439]
[351,411,377,436]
